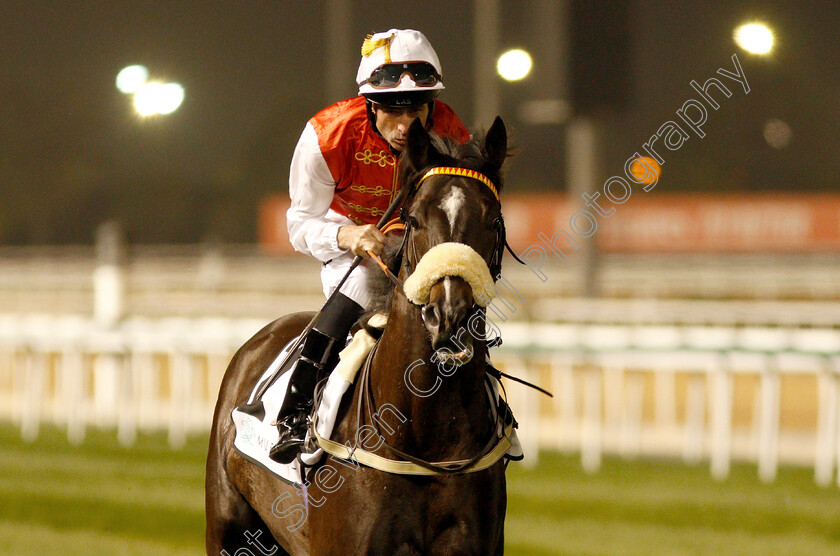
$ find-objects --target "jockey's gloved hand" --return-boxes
[337,224,386,257]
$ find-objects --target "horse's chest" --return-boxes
[333,476,503,555]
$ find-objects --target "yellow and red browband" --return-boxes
[416,167,499,200]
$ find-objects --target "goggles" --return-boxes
[360,62,441,89]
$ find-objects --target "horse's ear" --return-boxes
[406,118,433,171]
[484,116,507,170]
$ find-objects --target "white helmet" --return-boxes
[356,29,445,106]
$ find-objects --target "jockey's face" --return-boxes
[373,104,430,151]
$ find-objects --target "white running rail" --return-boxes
[2,312,840,487]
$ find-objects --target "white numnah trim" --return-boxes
[403,242,495,306]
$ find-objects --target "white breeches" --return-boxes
[320,250,375,310]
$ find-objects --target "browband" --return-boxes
[416,167,499,200]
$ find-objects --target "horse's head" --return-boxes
[397,117,508,365]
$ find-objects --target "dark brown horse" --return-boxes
[206,117,511,555]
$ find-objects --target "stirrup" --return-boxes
[269,413,312,464]
[269,437,319,464]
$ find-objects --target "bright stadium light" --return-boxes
[156,83,185,114]
[497,49,532,81]
[133,82,185,116]
[734,23,774,54]
[116,65,149,94]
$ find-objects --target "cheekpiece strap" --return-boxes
[417,167,499,200]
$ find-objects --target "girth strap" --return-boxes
[312,418,513,476]
[312,338,513,476]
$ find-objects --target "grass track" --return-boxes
[1,424,839,555]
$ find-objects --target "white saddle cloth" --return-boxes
[231,316,522,487]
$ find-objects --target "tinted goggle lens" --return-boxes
[366,63,441,88]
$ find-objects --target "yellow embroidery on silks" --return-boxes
[361,33,393,63]
[350,185,390,196]
[355,149,396,167]
[347,203,386,217]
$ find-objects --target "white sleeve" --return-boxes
[286,123,353,262]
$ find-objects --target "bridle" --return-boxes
[395,166,523,281]
[310,167,553,475]
[311,166,522,475]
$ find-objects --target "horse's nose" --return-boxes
[423,277,473,351]
[440,297,470,337]
[422,303,441,330]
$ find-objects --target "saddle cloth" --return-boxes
[231,315,522,487]
[231,317,381,487]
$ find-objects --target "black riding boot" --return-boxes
[269,292,363,464]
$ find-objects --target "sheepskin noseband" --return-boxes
[403,242,495,306]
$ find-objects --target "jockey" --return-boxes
[270,29,470,464]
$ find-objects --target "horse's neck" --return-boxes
[369,294,490,460]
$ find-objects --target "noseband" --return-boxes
[403,242,495,307]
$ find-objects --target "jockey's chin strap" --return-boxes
[312,338,514,475]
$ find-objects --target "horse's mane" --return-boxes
[429,133,483,163]
[426,131,506,195]
[361,130,505,332]
[360,233,404,332]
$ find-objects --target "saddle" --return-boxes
[230,315,386,485]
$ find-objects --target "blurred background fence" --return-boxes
[1,242,838,487]
[3,3,840,553]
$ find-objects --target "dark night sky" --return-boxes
[1,1,838,243]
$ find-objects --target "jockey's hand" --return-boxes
[337,224,386,257]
